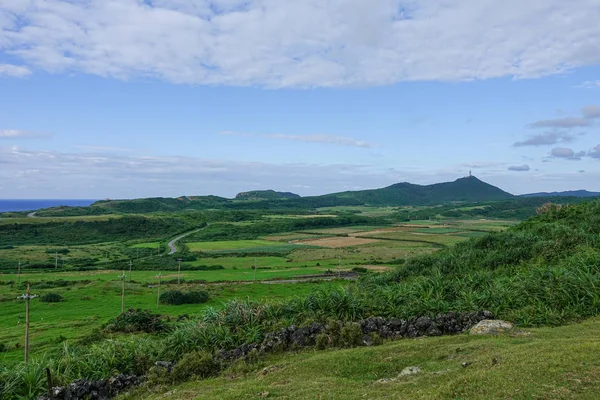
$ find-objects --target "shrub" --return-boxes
[185,291,210,304]
[0,343,7,352]
[159,290,210,305]
[340,323,363,348]
[40,293,63,303]
[315,333,328,350]
[171,351,221,382]
[159,290,186,305]
[351,267,368,273]
[370,332,383,346]
[103,309,168,333]
[45,248,70,254]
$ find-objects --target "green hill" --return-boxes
[316,176,514,206]
[234,190,301,200]
[28,176,514,215]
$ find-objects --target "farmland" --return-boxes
[0,211,517,367]
[3,192,593,399]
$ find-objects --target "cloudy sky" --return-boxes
[1,0,599,199]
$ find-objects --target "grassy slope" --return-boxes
[127,317,600,400]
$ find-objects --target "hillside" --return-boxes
[127,317,600,400]
[316,176,514,206]
[18,176,515,215]
[521,190,600,198]
[235,190,300,200]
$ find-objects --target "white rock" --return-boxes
[398,366,422,376]
[469,320,514,335]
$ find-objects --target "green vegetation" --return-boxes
[126,317,600,400]
[1,184,599,399]
[234,190,300,200]
[39,293,63,303]
[159,290,210,305]
[0,215,200,246]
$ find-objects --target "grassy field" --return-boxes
[187,240,302,252]
[130,242,162,249]
[127,317,600,399]
[0,278,347,364]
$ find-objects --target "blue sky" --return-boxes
[1,0,599,199]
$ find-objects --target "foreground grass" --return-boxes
[126,317,600,400]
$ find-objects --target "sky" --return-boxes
[1,0,599,199]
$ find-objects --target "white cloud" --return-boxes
[508,164,530,172]
[513,132,576,147]
[576,80,600,88]
[0,129,50,139]
[74,145,132,153]
[0,63,31,77]
[1,0,599,87]
[220,131,378,148]
[550,147,586,160]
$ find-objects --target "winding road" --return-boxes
[167,224,209,255]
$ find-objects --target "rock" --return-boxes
[414,317,432,331]
[154,361,173,372]
[461,362,472,368]
[425,323,442,337]
[388,318,403,331]
[398,366,421,377]
[469,320,514,335]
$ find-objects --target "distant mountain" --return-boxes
[25,176,514,215]
[235,190,301,201]
[315,176,514,206]
[521,190,600,198]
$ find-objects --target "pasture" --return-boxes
[0,213,516,370]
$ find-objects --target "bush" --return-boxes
[45,248,69,254]
[171,351,221,382]
[39,293,63,303]
[351,267,368,273]
[0,343,7,352]
[340,323,363,347]
[103,309,168,333]
[159,290,210,305]
[315,333,328,350]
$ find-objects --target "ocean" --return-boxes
[0,199,98,213]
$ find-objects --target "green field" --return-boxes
[187,240,301,252]
[130,242,162,249]
[0,277,346,364]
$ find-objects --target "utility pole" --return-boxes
[156,273,162,309]
[17,261,21,284]
[338,255,341,279]
[55,252,58,269]
[137,248,139,261]
[177,258,182,285]
[129,260,133,282]
[118,272,126,314]
[253,258,257,282]
[18,283,38,364]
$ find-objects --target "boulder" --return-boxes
[469,320,514,335]
[398,366,421,377]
